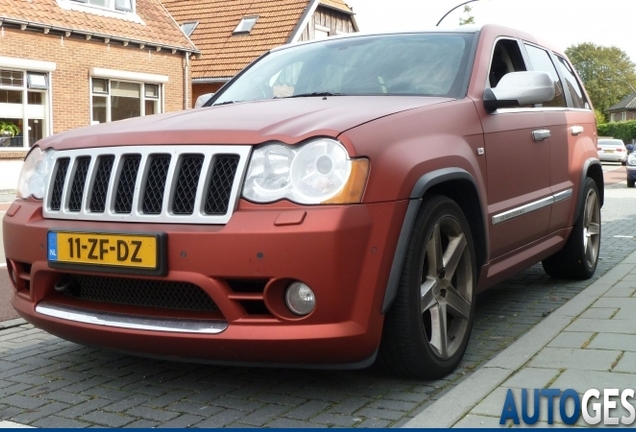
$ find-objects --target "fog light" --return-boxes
[285,282,316,316]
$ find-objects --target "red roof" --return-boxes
[0,0,197,52]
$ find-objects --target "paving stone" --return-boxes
[122,419,161,428]
[56,397,112,419]
[40,389,92,405]
[588,333,636,351]
[31,415,93,428]
[354,406,404,421]
[238,403,290,426]
[354,417,392,427]
[528,347,622,371]
[267,417,323,428]
[11,402,71,424]
[309,412,360,427]
[502,368,561,389]
[1,394,49,410]
[124,405,180,422]
[191,409,245,428]
[613,352,636,373]
[326,396,373,415]
[579,307,619,319]
[207,395,264,412]
[156,414,205,428]
[283,400,331,420]
[164,401,224,417]
[79,410,136,427]
[547,331,596,349]
[142,389,194,408]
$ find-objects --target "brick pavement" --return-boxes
[0,178,635,428]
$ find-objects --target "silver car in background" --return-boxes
[597,138,627,165]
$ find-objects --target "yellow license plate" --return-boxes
[48,232,159,270]
[604,149,614,153]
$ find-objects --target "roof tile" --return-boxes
[0,0,196,51]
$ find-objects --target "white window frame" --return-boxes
[314,24,330,40]
[233,16,258,34]
[89,68,167,125]
[0,57,55,150]
[622,112,627,121]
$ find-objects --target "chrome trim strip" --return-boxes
[492,188,573,226]
[553,188,573,203]
[43,145,251,225]
[36,301,228,334]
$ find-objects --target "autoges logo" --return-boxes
[500,388,636,426]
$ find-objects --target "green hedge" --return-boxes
[597,120,636,143]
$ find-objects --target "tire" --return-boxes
[628,178,635,188]
[378,195,476,379]
[542,177,601,279]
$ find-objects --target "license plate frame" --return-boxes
[48,230,167,276]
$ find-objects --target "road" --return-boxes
[0,163,633,427]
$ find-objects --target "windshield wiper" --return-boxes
[213,100,237,106]
[286,92,344,98]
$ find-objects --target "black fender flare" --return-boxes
[574,158,604,222]
[381,167,485,313]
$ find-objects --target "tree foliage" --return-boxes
[565,43,636,120]
[459,5,475,26]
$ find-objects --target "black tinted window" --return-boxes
[555,55,589,109]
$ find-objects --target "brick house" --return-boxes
[162,0,358,107]
[0,0,198,191]
[607,93,636,122]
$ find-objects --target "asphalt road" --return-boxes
[0,164,633,427]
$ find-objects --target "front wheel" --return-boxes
[378,195,476,379]
[542,177,601,279]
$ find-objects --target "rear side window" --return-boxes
[523,43,566,108]
[554,55,589,109]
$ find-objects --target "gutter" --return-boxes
[0,17,200,55]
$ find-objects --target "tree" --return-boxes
[565,43,636,120]
[459,5,475,26]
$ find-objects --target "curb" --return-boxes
[0,318,27,329]
[403,249,636,428]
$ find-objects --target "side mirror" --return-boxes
[483,71,556,112]
[194,93,215,108]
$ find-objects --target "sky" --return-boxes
[344,0,636,64]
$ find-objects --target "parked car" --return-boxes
[597,138,627,165]
[627,146,636,187]
[3,25,603,379]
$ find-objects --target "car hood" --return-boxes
[39,96,452,151]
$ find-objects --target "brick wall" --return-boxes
[192,82,224,108]
[0,26,190,135]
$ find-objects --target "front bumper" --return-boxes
[3,199,407,367]
[626,164,636,179]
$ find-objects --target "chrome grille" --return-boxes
[43,146,251,224]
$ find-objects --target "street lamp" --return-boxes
[436,0,480,27]
[605,78,636,94]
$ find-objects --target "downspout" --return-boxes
[183,52,190,109]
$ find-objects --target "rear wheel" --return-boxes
[542,177,601,279]
[378,195,476,379]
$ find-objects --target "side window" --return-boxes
[554,55,589,109]
[523,44,566,108]
[488,39,527,88]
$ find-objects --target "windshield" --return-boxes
[212,33,475,105]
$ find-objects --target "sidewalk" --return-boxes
[405,248,636,428]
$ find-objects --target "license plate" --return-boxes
[604,149,614,153]
[48,231,163,272]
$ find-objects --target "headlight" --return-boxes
[628,153,636,166]
[243,138,369,204]
[17,147,56,200]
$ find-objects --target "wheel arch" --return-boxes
[381,168,487,313]
[574,159,604,222]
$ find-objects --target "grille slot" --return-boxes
[173,155,204,215]
[50,158,70,211]
[206,155,240,215]
[69,275,218,312]
[142,155,171,214]
[115,155,141,214]
[69,157,91,212]
[90,156,114,213]
[43,145,249,224]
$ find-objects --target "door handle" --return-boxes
[532,129,551,141]
[570,126,584,136]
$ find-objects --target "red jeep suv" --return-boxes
[3,25,602,378]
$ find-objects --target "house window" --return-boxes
[181,22,199,37]
[610,113,615,122]
[233,16,258,34]
[0,68,50,148]
[314,25,330,40]
[69,0,134,12]
[91,78,162,124]
[622,112,627,121]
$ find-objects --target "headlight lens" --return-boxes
[243,139,368,204]
[628,153,636,166]
[17,147,56,200]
